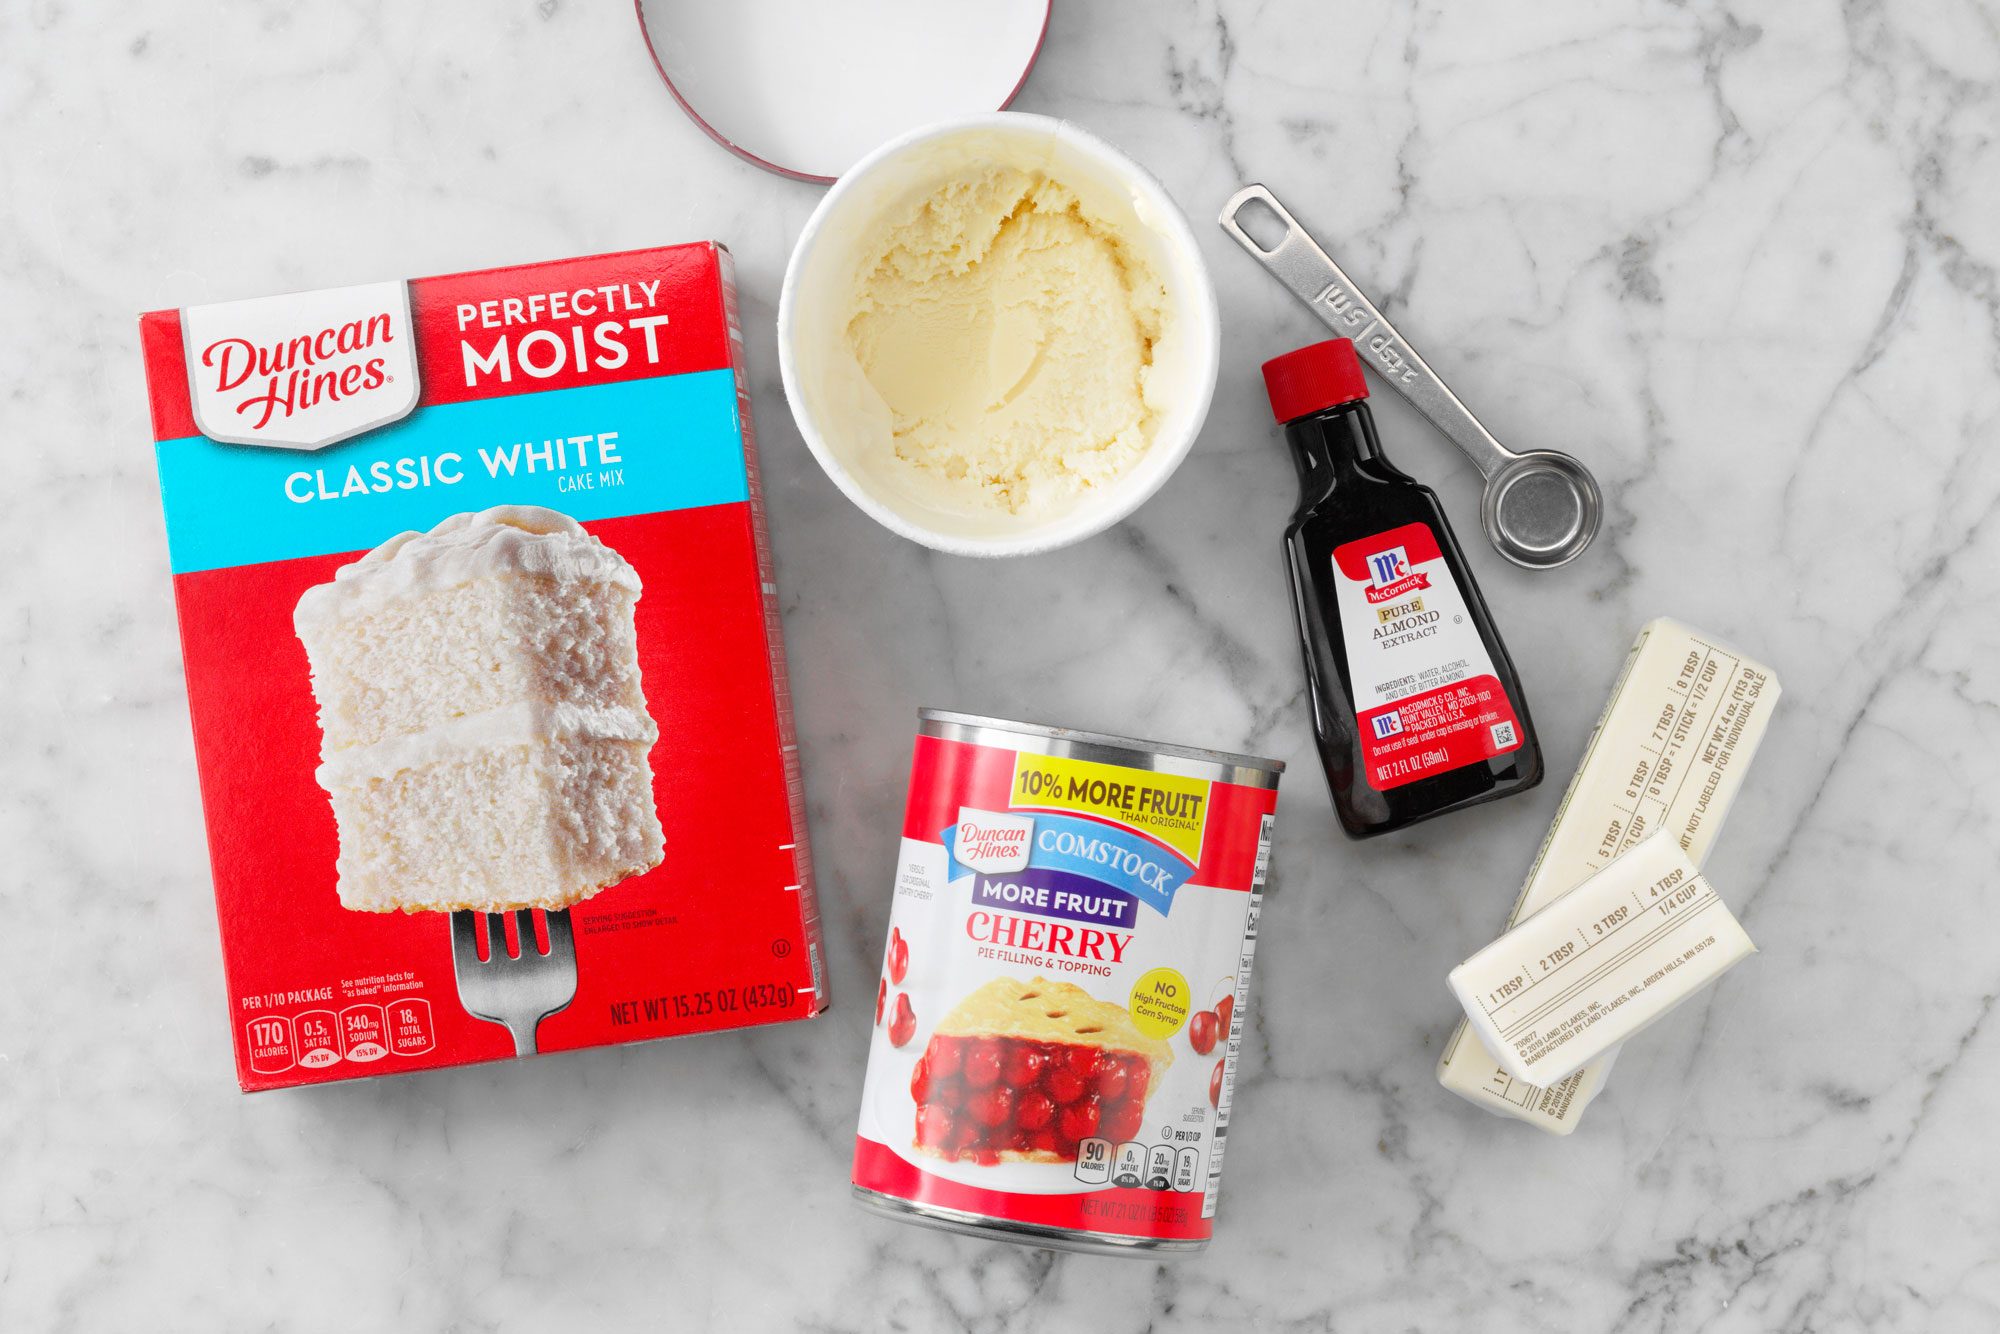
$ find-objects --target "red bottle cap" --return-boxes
[1261,338,1369,423]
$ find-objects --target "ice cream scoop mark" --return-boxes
[987,334,1049,413]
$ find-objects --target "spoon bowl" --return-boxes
[1482,450,1601,570]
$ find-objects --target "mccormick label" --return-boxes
[853,726,1279,1248]
[1331,523,1524,790]
[140,243,825,1091]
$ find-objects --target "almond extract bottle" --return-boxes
[1264,338,1541,838]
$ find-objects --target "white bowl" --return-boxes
[777,113,1221,557]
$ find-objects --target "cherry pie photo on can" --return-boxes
[852,711,1281,1255]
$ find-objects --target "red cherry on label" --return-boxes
[1061,1045,1103,1082]
[1124,1062,1151,1105]
[1015,1090,1057,1132]
[1096,1057,1130,1102]
[1028,1127,1061,1156]
[1189,1010,1219,1056]
[909,1056,931,1104]
[969,1085,1014,1129]
[1058,1094,1102,1143]
[1209,1058,1225,1108]
[887,929,909,985]
[962,1041,1003,1089]
[1044,1065,1086,1104]
[929,1040,961,1079]
[888,993,917,1048]
[1002,1045,1046,1088]
[875,977,886,1025]
[915,1103,953,1149]
[1102,1099,1145,1143]
[1216,993,1235,1031]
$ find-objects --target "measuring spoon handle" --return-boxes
[1220,184,1518,481]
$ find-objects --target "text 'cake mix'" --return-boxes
[852,711,1281,1255]
[140,243,825,1090]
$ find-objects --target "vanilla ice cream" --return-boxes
[843,167,1171,518]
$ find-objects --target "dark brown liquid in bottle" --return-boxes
[1282,397,1542,838]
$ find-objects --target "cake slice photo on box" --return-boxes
[294,504,666,916]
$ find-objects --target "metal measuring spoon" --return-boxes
[1219,184,1602,570]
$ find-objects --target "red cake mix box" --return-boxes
[139,243,826,1090]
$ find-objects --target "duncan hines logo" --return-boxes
[950,809,1034,875]
[181,281,418,451]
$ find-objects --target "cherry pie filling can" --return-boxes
[852,710,1283,1255]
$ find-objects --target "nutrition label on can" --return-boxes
[1073,1139,1205,1193]
[1203,812,1274,1219]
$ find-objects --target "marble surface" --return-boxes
[5,0,1998,1328]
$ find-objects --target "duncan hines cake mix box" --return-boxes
[139,243,827,1090]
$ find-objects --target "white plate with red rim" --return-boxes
[635,0,1052,183]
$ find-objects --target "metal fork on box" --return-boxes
[449,909,578,1057]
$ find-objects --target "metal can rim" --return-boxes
[851,1185,1208,1256]
[917,709,1284,790]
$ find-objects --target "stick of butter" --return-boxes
[1448,833,1755,1085]
[1436,618,1780,1131]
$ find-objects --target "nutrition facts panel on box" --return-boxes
[245,997,437,1076]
